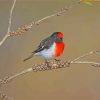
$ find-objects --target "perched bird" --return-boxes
[23,32,65,64]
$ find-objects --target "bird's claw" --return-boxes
[54,59,61,63]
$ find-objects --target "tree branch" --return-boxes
[0,0,16,46]
[0,51,100,87]
[0,0,79,46]
[9,1,80,36]
[70,51,94,63]
[0,92,13,100]
[0,0,16,100]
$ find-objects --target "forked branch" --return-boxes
[0,51,100,87]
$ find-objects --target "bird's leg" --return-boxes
[45,59,51,68]
[54,58,61,63]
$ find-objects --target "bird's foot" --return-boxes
[54,58,61,63]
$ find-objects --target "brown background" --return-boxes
[0,0,100,100]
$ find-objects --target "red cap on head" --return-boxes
[57,32,63,39]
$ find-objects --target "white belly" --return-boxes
[35,43,56,59]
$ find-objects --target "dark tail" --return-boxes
[23,54,34,62]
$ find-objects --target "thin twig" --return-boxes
[7,68,33,82]
[1,59,99,100]
[0,51,100,86]
[9,1,80,36]
[0,49,99,100]
[70,51,94,63]
[0,0,16,46]
[0,92,14,100]
[9,7,69,36]
[0,0,79,46]
[72,61,100,65]
[93,51,100,56]
[0,60,99,86]
[0,0,16,99]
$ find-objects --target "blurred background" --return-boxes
[0,0,100,100]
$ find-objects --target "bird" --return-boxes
[23,32,65,65]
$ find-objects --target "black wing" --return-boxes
[32,37,53,54]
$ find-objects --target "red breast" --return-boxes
[54,42,65,57]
